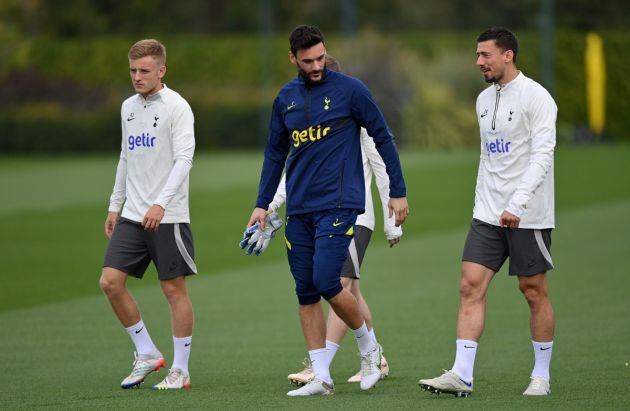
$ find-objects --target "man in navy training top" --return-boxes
[245,25,409,396]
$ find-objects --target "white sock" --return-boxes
[531,340,553,381]
[451,339,477,383]
[309,348,333,385]
[368,328,379,345]
[325,340,340,367]
[352,322,376,355]
[125,320,158,356]
[171,336,192,375]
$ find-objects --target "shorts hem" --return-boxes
[461,258,499,273]
[102,264,144,279]
[297,295,322,305]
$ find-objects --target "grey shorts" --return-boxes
[103,217,197,280]
[462,218,553,276]
[341,225,373,279]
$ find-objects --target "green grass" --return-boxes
[1,145,629,409]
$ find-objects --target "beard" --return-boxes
[298,67,325,85]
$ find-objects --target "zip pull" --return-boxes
[492,85,502,131]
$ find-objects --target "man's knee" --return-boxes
[459,276,483,301]
[160,276,188,302]
[459,262,493,301]
[99,268,126,296]
[315,275,343,301]
[519,275,548,305]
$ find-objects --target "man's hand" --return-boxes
[247,207,268,230]
[240,211,283,256]
[499,210,520,229]
[388,197,409,227]
[105,212,119,239]
[388,236,401,248]
[142,204,165,232]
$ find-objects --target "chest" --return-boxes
[479,90,528,133]
[282,86,351,130]
[123,102,170,152]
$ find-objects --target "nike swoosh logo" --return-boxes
[332,219,343,227]
[464,345,475,348]
[127,117,135,121]
[459,377,473,387]
[135,327,144,334]
[540,346,551,350]
[185,342,191,347]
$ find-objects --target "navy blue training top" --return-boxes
[255,68,406,216]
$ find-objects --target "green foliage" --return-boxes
[0,30,628,153]
[3,0,629,36]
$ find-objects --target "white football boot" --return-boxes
[120,351,165,389]
[359,346,382,390]
[287,378,334,396]
[287,358,314,386]
[153,368,192,390]
[523,376,551,396]
[347,351,389,382]
[418,369,473,397]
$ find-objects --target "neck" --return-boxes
[141,83,164,98]
[497,68,519,86]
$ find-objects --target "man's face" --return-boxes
[129,56,166,97]
[290,42,326,84]
[476,40,512,84]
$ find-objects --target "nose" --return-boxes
[476,56,484,66]
[313,60,324,71]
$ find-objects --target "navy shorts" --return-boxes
[284,209,357,305]
[462,218,553,276]
[103,217,197,280]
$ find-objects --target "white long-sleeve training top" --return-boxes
[108,85,195,223]
[473,72,557,229]
[269,128,402,240]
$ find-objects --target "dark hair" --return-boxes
[289,25,325,56]
[325,55,341,72]
[477,27,519,63]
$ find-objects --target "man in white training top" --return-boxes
[418,27,557,397]
[100,39,196,390]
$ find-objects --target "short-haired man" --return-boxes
[100,39,196,390]
[246,26,409,396]
[277,55,399,386]
[418,27,557,397]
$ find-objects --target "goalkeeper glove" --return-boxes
[239,212,283,256]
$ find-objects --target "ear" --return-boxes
[504,50,514,63]
[158,64,167,79]
[289,51,297,65]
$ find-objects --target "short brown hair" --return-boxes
[128,39,166,65]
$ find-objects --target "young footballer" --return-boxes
[100,39,196,390]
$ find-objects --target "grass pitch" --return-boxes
[1,145,629,409]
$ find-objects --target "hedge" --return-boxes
[0,30,627,153]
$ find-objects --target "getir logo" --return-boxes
[291,125,331,148]
[129,133,156,150]
[486,138,511,155]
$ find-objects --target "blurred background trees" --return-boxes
[0,0,628,152]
